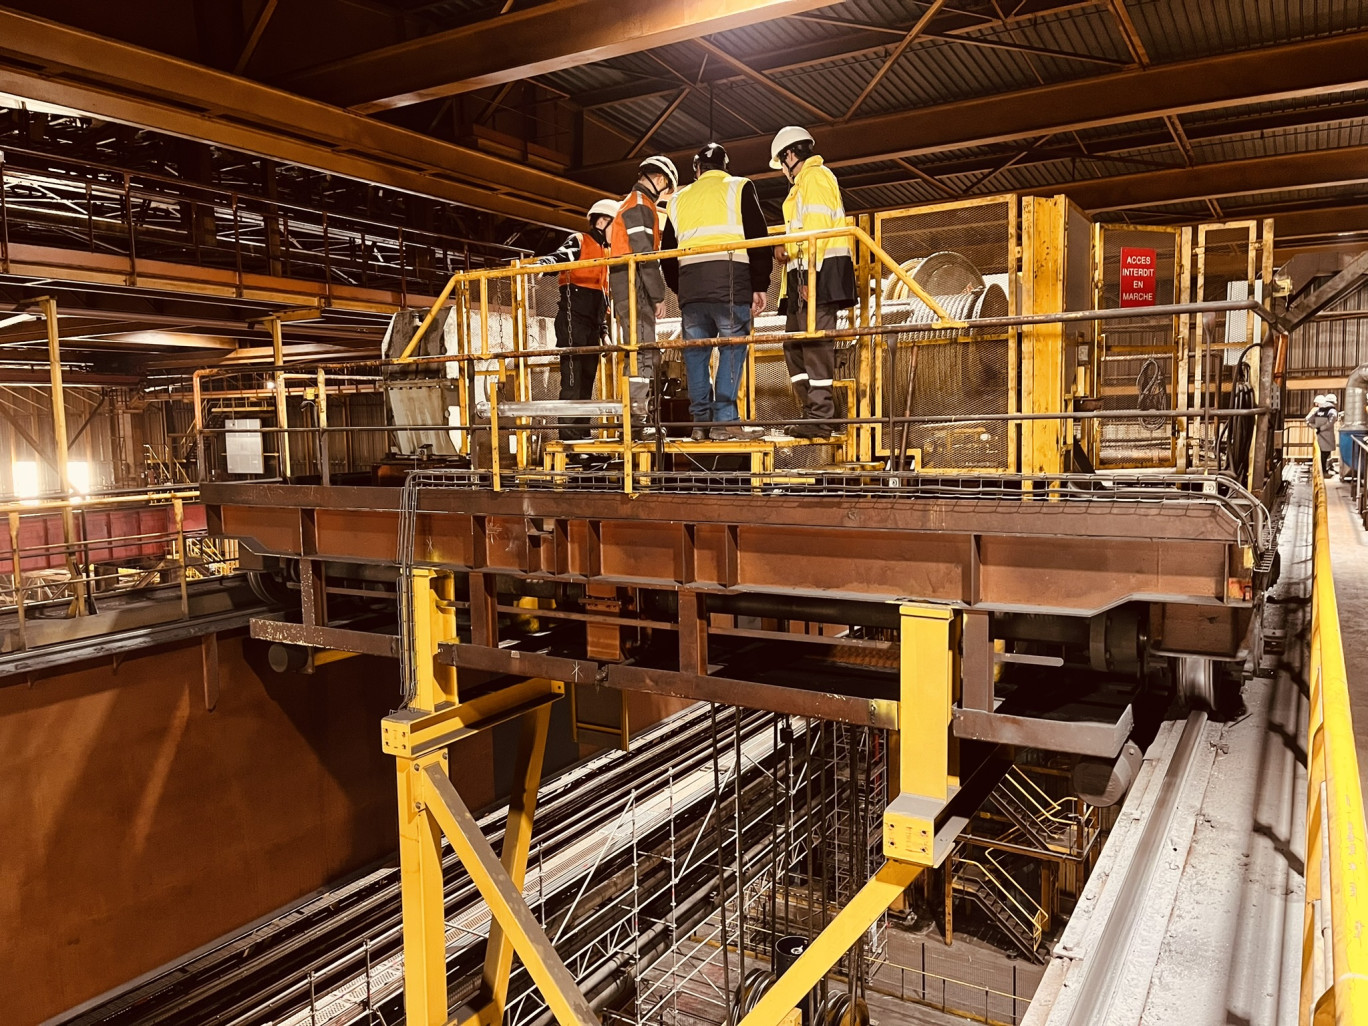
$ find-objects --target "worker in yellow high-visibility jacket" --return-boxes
[771,126,856,439]
[661,143,773,440]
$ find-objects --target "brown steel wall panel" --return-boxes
[0,636,496,1025]
[420,512,474,566]
[484,517,530,571]
[737,526,968,599]
[978,536,1226,611]
[222,504,302,555]
[315,508,400,562]
[601,520,686,582]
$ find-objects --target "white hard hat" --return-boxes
[769,125,815,169]
[587,199,618,221]
[638,155,679,192]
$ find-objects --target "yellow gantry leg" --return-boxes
[420,762,600,1026]
[484,705,553,1024]
[883,603,961,866]
[736,861,923,1026]
[398,749,452,1026]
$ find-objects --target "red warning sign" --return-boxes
[1119,247,1158,307]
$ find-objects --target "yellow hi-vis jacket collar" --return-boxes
[667,170,750,266]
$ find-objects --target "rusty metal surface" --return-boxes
[206,480,1256,544]
[249,615,400,658]
[209,480,1254,618]
[953,705,1135,758]
[438,641,898,728]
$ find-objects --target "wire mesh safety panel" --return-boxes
[875,199,1015,472]
[1093,225,1184,469]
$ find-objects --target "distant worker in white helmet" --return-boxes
[1306,392,1339,477]
[610,155,679,436]
[533,199,618,440]
[770,126,856,439]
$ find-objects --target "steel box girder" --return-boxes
[207,483,1251,618]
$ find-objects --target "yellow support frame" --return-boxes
[386,599,966,1026]
[1302,461,1368,1026]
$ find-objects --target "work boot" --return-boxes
[690,427,707,442]
[789,421,836,440]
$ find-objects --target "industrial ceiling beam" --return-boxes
[576,30,1368,185]
[0,10,598,230]
[1052,145,1368,212]
[284,0,834,113]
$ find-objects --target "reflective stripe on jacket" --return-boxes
[667,171,749,268]
[778,156,857,310]
[782,156,850,269]
[557,232,609,292]
[610,188,661,255]
[608,184,667,305]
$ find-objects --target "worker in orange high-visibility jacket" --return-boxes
[609,155,678,436]
[534,199,617,439]
[771,126,856,439]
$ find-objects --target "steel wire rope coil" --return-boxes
[731,967,778,1021]
[815,990,870,1026]
[1136,357,1167,431]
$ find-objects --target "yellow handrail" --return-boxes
[394,224,967,362]
[1303,460,1368,1025]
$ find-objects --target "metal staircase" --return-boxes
[951,854,1048,962]
[989,767,1093,859]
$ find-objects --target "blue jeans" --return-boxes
[681,302,750,424]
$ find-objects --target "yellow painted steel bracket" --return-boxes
[381,677,564,759]
[1304,462,1368,1026]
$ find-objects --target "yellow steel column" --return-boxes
[884,603,960,866]
[411,567,459,710]
[42,297,87,615]
[1020,197,1066,477]
[398,748,451,1026]
[484,704,552,1023]
[898,603,959,802]
[269,316,291,479]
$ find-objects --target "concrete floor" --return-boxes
[1023,470,1312,1025]
[1325,476,1368,793]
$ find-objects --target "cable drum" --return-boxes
[731,967,778,1020]
[814,991,871,1026]
[882,251,984,301]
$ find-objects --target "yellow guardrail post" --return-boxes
[1304,459,1368,1026]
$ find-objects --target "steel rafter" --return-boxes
[575,30,1368,187]
[282,0,834,113]
[0,9,599,230]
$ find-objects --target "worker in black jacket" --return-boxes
[661,143,773,440]
[534,199,617,439]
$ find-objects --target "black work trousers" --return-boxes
[555,294,605,440]
[783,296,838,425]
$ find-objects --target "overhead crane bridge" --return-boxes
[183,194,1368,1026]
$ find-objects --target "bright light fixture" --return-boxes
[0,312,37,330]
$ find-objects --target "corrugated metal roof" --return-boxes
[1126,0,1368,63]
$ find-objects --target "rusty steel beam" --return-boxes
[284,0,834,113]
[0,9,596,229]
[1056,145,1368,212]
[1272,204,1368,243]
[576,30,1368,186]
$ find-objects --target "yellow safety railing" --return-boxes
[954,854,1048,947]
[1303,460,1368,1025]
[393,225,966,362]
